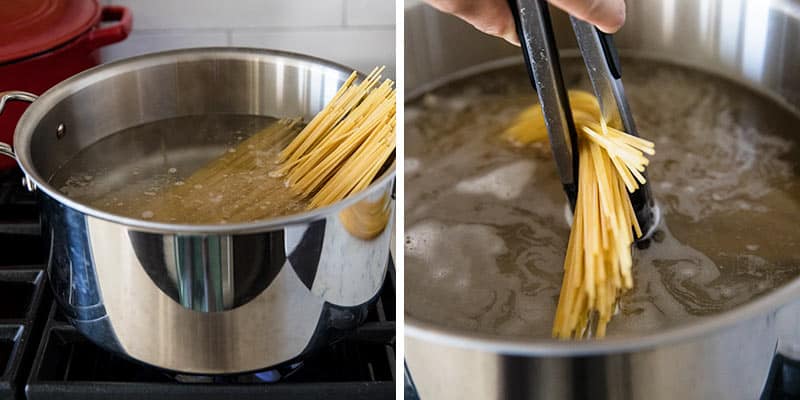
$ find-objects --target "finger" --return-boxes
[548,0,626,33]
[425,0,520,45]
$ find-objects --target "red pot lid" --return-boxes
[0,0,101,64]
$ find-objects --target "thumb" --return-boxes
[548,0,626,33]
[425,0,521,46]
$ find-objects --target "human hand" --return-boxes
[424,0,626,45]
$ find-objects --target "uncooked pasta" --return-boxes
[505,90,655,338]
[275,67,396,208]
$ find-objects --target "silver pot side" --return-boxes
[407,311,777,400]
[0,48,395,373]
[404,0,800,398]
[41,182,392,374]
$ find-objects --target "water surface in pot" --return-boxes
[405,57,800,338]
[50,114,307,223]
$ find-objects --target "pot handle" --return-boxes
[0,91,38,160]
[85,6,133,51]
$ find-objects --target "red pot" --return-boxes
[0,0,132,169]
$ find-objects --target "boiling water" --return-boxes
[51,114,307,224]
[405,58,800,338]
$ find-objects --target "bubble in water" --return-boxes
[143,191,156,196]
[406,158,421,174]
[174,181,185,186]
[432,269,450,279]
[194,184,203,189]
[228,148,236,153]
[746,244,759,251]
[168,168,177,174]
[83,175,93,181]
[678,265,697,278]
[455,160,536,200]
[141,211,154,219]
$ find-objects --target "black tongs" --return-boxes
[507,0,658,239]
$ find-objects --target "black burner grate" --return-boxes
[0,168,49,400]
[25,273,395,400]
[0,170,42,267]
[0,269,48,400]
[0,168,395,400]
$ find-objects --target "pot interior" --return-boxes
[405,0,800,345]
[50,114,310,223]
[15,48,395,226]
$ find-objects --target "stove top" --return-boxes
[0,169,395,400]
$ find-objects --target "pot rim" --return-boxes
[404,53,800,355]
[12,47,395,235]
[406,274,800,355]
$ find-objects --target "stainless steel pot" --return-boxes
[0,48,395,374]
[404,0,800,399]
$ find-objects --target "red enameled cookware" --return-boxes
[0,0,132,169]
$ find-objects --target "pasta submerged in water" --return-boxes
[504,90,655,339]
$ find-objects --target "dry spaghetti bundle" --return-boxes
[274,67,396,208]
[505,90,655,338]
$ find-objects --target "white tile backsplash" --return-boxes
[109,0,344,29]
[101,30,229,61]
[101,0,395,77]
[346,0,395,26]
[232,28,395,77]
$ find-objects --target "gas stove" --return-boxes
[0,169,395,400]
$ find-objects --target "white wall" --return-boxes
[100,0,396,77]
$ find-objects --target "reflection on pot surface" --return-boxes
[44,197,390,373]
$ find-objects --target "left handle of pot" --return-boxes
[0,91,39,190]
[0,91,38,159]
